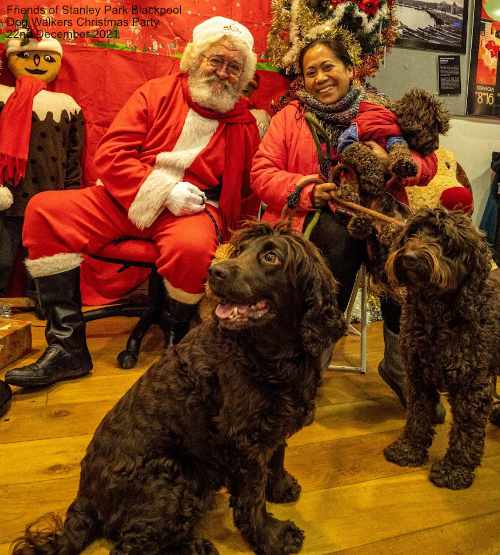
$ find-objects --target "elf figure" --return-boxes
[0,30,84,296]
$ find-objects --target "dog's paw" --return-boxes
[267,471,302,503]
[347,214,373,240]
[256,518,304,555]
[279,520,305,553]
[384,438,428,467]
[390,158,418,178]
[429,459,475,490]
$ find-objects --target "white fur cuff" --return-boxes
[0,186,14,211]
[128,170,175,230]
[25,253,83,278]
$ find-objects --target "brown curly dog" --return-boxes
[12,222,345,555]
[383,208,500,489]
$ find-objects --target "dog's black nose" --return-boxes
[209,263,230,282]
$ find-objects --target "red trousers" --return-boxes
[23,186,221,303]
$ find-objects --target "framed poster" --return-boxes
[395,0,469,53]
[467,0,500,116]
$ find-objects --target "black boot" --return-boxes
[378,324,446,424]
[162,297,198,345]
[0,380,12,416]
[5,268,92,388]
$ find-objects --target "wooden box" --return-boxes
[0,318,32,370]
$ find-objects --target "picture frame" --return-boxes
[395,0,469,53]
[466,0,500,116]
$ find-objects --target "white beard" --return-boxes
[188,71,241,113]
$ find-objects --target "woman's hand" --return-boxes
[312,182,337,208]
[363,140,389,170]
[296,174,323,188]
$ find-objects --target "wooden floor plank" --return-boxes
[1,313,500,554]
[334,510,500,555]
[200,456,500,554]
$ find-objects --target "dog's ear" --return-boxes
[434,98,450,135]
[298,241,346,358]
[441,211,491,286]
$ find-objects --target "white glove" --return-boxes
[165,181,207,216]
[0,186,14,211]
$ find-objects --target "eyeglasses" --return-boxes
[201,55,243,77]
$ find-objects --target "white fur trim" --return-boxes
[0,187,14,211]
[0,84,15,105]
[127,170,176,230]
[33,90,81,122]
[193,17,254,50]
[163,278,204,304]
[0,85,80,123]
[128,109,219,229]
[25,253,83,278]
[7,31,63,57]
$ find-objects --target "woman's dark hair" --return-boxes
[299,39,352,75]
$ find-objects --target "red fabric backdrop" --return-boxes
[0,3,289,304]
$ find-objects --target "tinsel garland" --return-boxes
[267,0,398,78]
[350,289,383,323]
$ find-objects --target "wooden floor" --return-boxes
[1,311,500,555]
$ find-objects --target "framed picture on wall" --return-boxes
[395,0,469,53]
[467,0,500,116]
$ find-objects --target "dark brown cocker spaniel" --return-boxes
[383,208,500,489]
[13,222,345,555]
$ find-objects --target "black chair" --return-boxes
[83,238,169,369]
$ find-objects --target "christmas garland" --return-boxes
[267,0,398,78]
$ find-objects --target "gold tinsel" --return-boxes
[266,0,399,78]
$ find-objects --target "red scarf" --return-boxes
[180,74,260,239]
[0,76,47,186]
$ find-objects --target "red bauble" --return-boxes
[357,0,381,16]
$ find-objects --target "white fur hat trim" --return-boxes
[6,31,63,57]
[192,17,254,51]
[0,186,14,211]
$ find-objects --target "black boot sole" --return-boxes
[5,367,91,388]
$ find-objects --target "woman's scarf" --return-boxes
[296,85,365,148]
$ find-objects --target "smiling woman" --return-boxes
[250,23,442,415]
[300,42,354,106]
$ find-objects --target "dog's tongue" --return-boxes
[215,301,268,321]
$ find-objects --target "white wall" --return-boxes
[440,117,500,225]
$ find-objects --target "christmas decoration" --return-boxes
[267,0,398,78]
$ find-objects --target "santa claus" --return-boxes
[5,16,260,389]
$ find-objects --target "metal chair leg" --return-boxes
[329,265,368,374]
